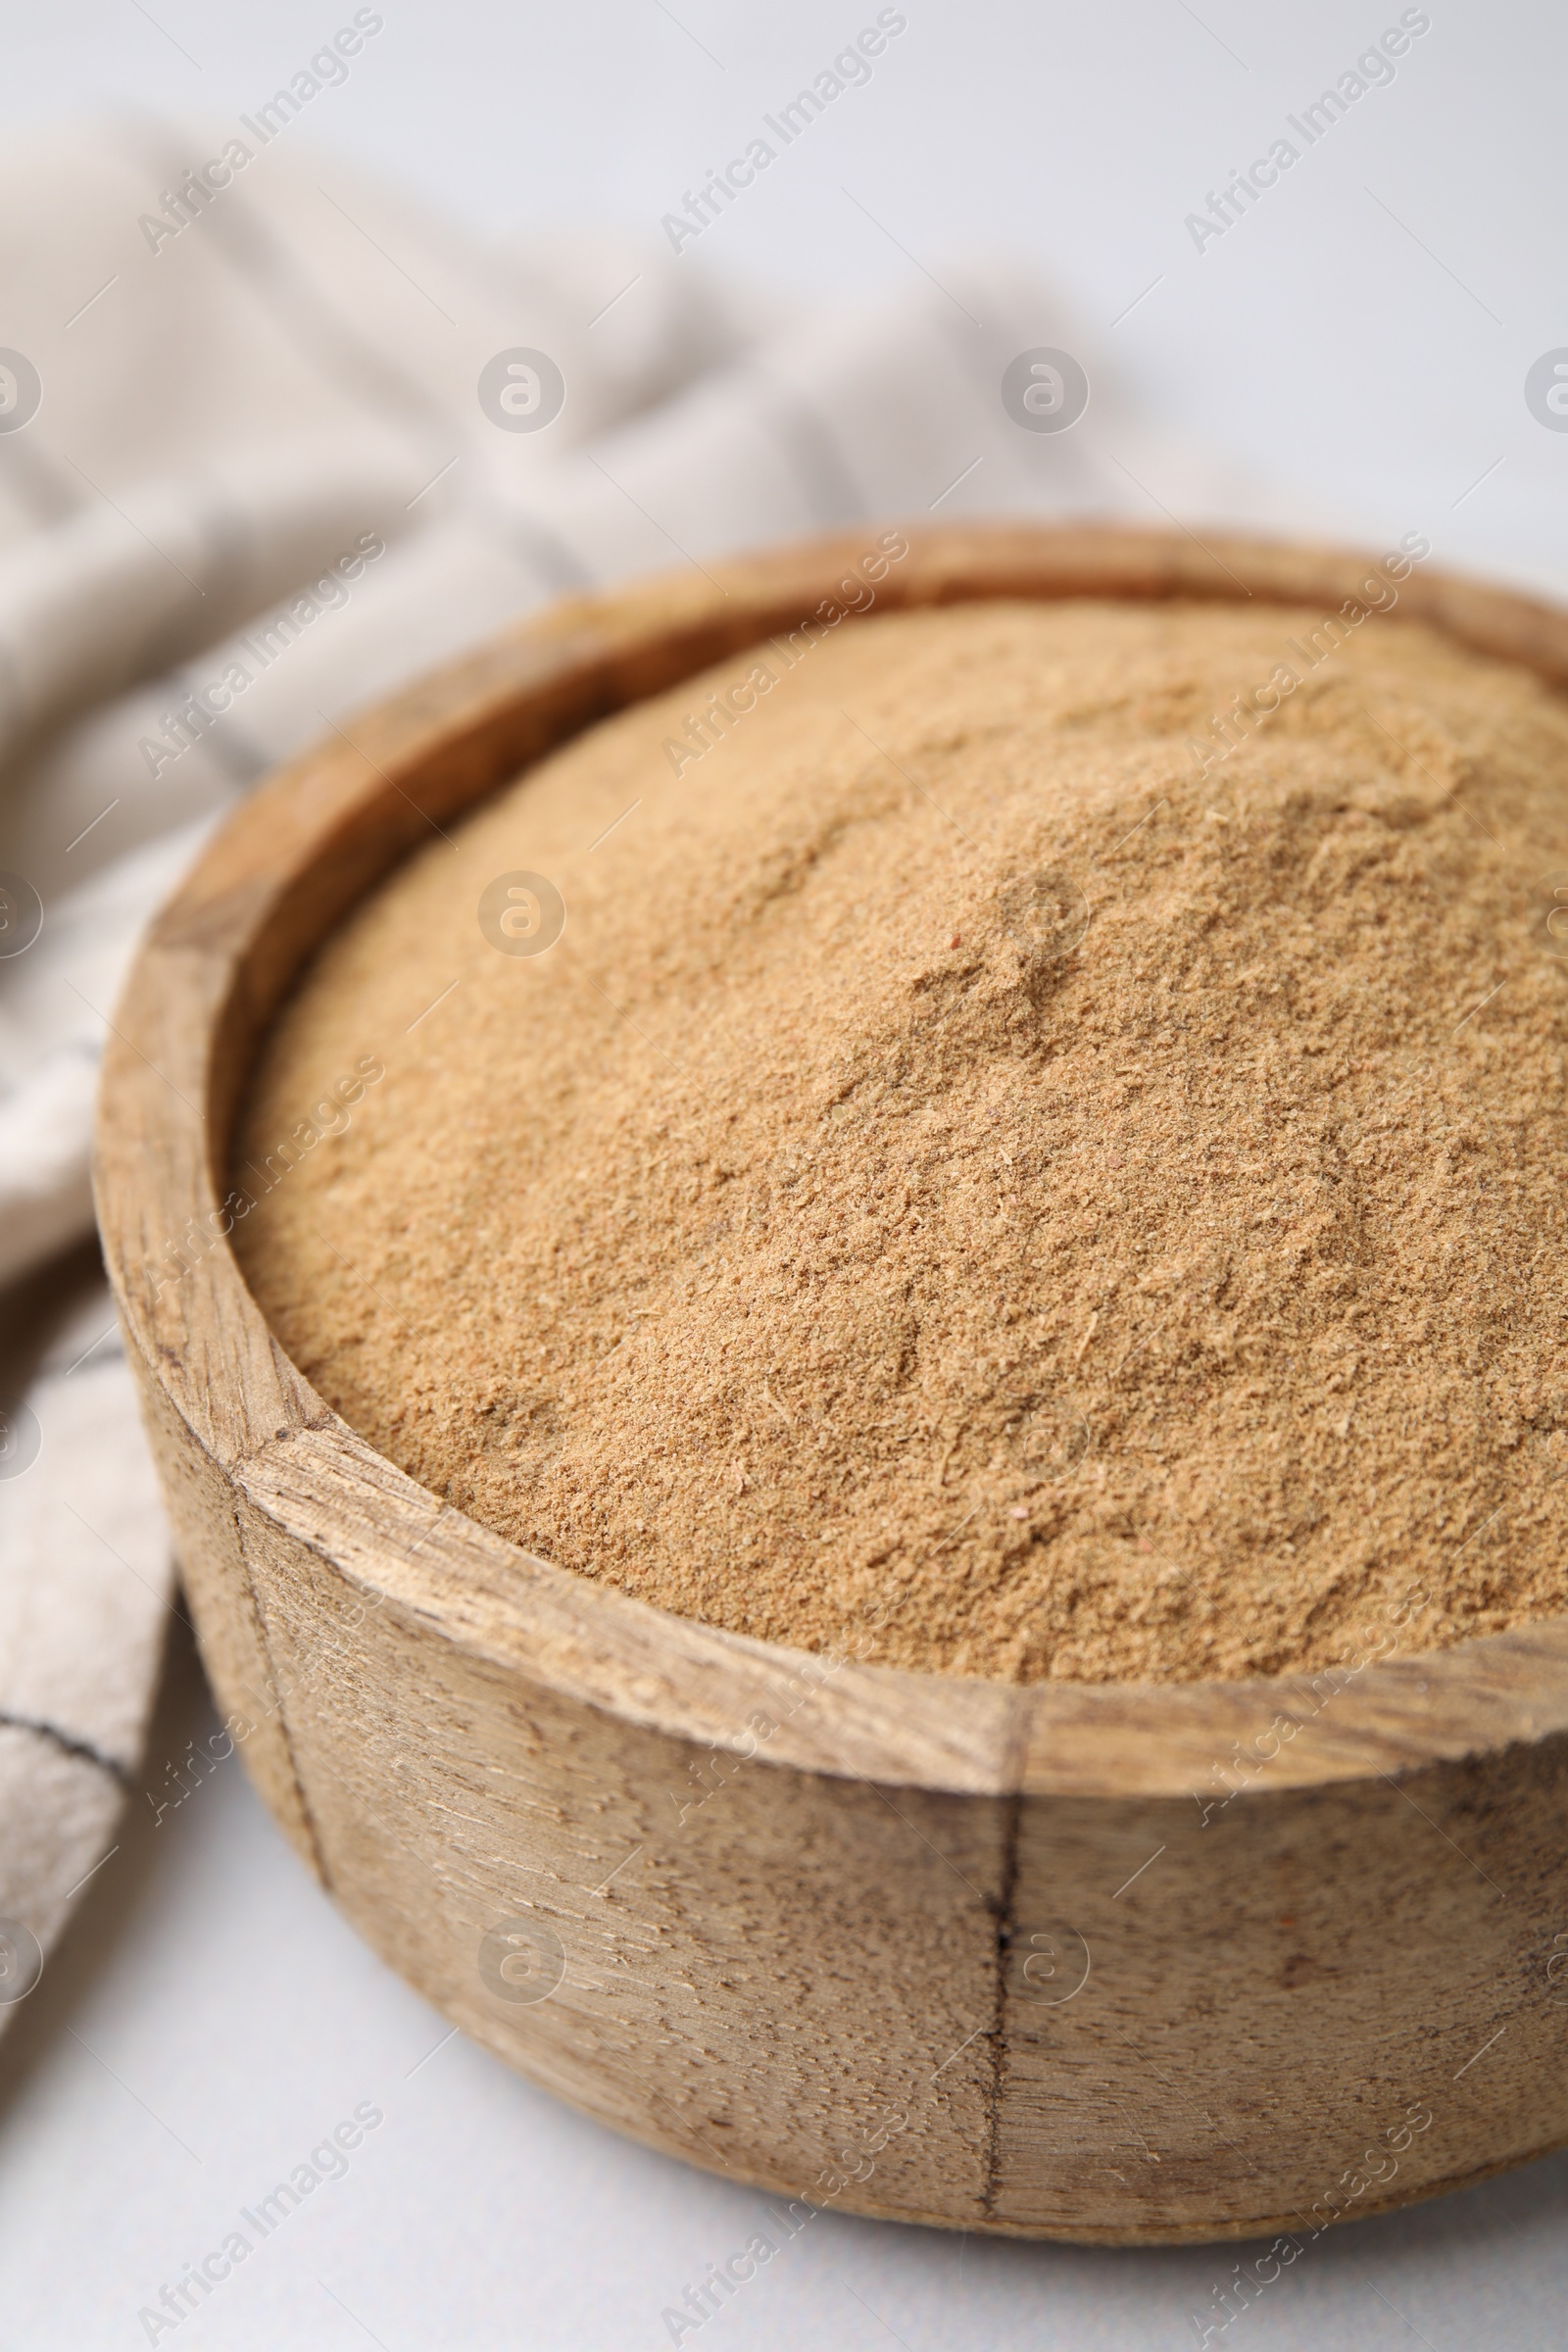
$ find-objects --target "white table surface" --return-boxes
[2,3,1564,2343]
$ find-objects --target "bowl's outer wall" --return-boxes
[97,526,1568,2239]
[130,1346,1568,2242]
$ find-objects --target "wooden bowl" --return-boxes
[96,524,1568,2245]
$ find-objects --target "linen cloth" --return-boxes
[0,119,1249,2027]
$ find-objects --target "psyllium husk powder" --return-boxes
[233,598,1568,1683]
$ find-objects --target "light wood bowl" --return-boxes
[96,524,1568,2244]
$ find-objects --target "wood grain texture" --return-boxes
[95,524,1568,2240]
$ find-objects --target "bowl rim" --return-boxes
[93,518,1568,1802]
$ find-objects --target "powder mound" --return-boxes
[233,598,1568,1684]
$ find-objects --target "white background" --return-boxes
[1,3,1565,2346]
[5,0,1564,591]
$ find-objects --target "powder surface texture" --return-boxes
[233,598,1568,1683]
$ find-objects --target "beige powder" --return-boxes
[233,598,1568,1683]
